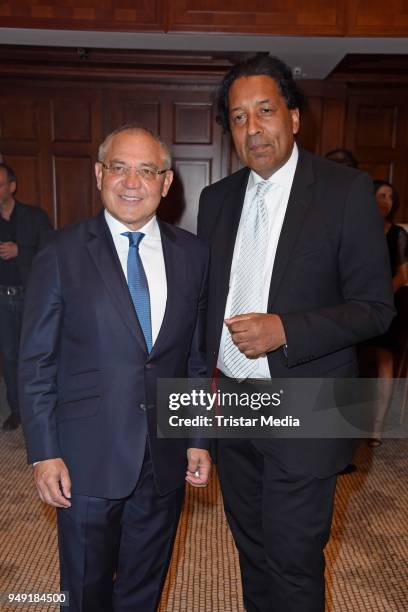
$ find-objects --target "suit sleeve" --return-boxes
[280,172,395,367]
[18,236,63,463]
[187,245,210,450]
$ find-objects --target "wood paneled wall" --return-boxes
[1,56,408,228]
[0,73,228,232]
[2,0,408,35]
[0,85,103,226]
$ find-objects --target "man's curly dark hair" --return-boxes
[216,54,306,133]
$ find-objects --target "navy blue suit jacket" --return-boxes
[19,212,208,498]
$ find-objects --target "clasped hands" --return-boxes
[225,312,286,358]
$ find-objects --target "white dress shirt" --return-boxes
[218,143,299,378]
[104,210,167,345]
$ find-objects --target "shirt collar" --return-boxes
[248,142,299,192]
[104,209,160,240]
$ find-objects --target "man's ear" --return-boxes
[291,108,300,136]
[95,162,103,191]
[161,170,174,198]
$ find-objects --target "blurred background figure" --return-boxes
[324,148,358,169]
[324,147,359,474]
[0,162,52,431]
[367,180,408,446]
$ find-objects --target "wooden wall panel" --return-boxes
[109,101,160,135]
[294,82,347,157]
[168,0,346,34]
[0,93,51,216]
[173,103,212,144]
[0,0,162,31]
[320,98,346,155]
[165,159,211,233]
[105,87,227,233]
[348,0,408,36]
[345,90,408,222]
[53,156,93,227]
[2,61,408,231]
[3,155,41,207]
[3,0,408,35]
[297,96,323,155]
[0,99,39,142]
[0,86,102,227]
[355,105,397,149]
[359,161,394,182]
[51,98,92,143]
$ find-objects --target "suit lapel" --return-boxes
[268,149,315,309]
[85,212,147,352]
[212,169,250,336]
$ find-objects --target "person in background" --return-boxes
[0,162,52,430]
[324,148,358,169]
[19,124,211,611]
[368,180,408,446]
[198,55,394,612]
[324,147,359,474]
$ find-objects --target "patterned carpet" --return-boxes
[0,401,407,610]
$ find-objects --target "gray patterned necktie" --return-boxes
[223,180,271,379]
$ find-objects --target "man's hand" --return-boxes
[186,448,211,487]
[0,241,18,260]
[225,313,286,358]
[33,458,72,508]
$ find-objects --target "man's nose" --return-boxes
[247,113,262,136]
[122,168,142,188]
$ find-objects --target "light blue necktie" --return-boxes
[122,231,153,352]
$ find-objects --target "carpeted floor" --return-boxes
[0,401,407,610]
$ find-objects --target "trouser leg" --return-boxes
[0,295,23,416]
[217,439,337,612]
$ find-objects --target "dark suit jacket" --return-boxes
[198,148,395,477]
[19,212,208,498]
[14,201,53,286]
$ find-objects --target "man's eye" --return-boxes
[232,114,246,124]
[260,107,272,114]
[140,168,155,178]
[111,164,127,174]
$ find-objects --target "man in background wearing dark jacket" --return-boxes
[0,162,52,430]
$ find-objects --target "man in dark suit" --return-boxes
[0,162,52,430]
[19,124,211,611]
[197,56,394,612]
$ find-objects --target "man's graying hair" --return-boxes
[216,54,305,133]
[98,124,172,169]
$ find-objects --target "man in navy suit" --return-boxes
[198,55,394,612]
[19,124,211,612]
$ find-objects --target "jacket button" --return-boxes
[145,364,152,370]
[140,403,146,411]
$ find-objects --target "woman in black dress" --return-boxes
[369,180,408,445]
